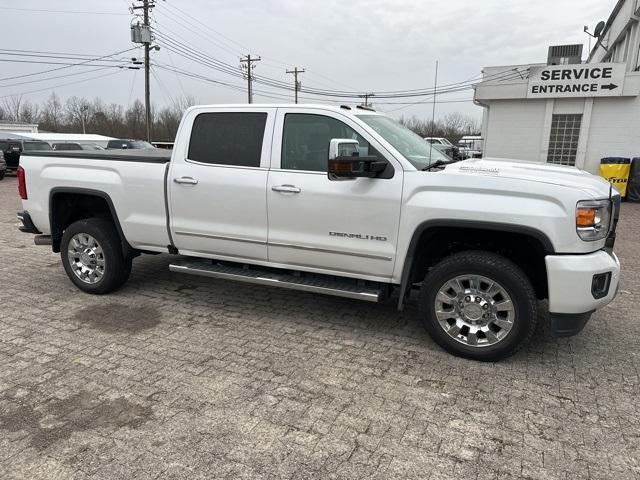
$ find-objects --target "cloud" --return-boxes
[0,0,617,121]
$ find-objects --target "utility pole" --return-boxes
[240,54,261,103]
[359,93,375,107]
[286,67,305,103]
[143,0,151,143]
[132,0,154,142]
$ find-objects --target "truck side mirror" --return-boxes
[327,138,387,180]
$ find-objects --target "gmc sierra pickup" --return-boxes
[16,104,621,361]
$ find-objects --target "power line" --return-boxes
[161,1,250,54]
[0,69,126,100]
[0,58,133,68]
[0,7,129,15]
[153,24,528,101]
[0,47,140,83]
[0,49,138,63]
[0,66,119,89]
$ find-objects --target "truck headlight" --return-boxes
[576,199,611,241]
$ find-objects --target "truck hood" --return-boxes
[445,157,613,198]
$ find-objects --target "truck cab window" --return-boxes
[282,113,380,172]
[188,112,267,167]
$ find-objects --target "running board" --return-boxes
[169,258,382,302]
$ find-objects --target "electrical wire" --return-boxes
[0,47,140,83]
[0,48,138,63]
[153,27,529,99]
[0,69,127,100]
[0,7,129,15]
[0,66,118,89]
[0,58,133,68]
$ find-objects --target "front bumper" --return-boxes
[546,249,620,336]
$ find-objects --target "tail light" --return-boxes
[17,166,27,200]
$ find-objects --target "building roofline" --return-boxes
[588,0,630,61]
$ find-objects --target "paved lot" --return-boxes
[0,175,639,480]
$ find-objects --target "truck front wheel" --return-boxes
[61,218,132,294]
[418,251,537,361]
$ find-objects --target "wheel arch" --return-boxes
[49,187,135,257]
[397,220,555,310]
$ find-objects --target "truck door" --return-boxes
[266,109,403,280]
[168,108,275,262]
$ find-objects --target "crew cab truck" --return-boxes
[16,104,621,361]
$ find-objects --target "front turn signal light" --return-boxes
[576,199,611,241]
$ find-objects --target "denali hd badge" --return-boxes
[459,165,500,176]
[330,232,388,241]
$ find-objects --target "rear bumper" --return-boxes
[17,211,41,234]
[546,249,620,336]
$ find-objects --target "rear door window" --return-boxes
[188,112,267,167]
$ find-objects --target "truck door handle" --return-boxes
[174,176,199,185]
[271,184,301,194]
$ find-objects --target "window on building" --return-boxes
[188,112,267,167]
[547,114,582,166]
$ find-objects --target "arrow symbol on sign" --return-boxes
[601,83,619,91]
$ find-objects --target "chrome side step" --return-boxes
[169,258,382,302]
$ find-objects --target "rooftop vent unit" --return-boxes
[547,44,583,65]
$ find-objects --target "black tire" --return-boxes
[418,250,537,361]
[0,171,4,180]
[61,218,132,294]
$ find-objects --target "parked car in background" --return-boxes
[81,144,105,151]
[0,140,22,171]
[22,140,53,152]
[0,139,51,172]
[458,136,483,159]
[0,150,6,180]
[106,139,156,150]
[423,136,451,146]
[152,141,174,149]
[52,142,83,151]
[431,143,455,161]
[424,137,465,160]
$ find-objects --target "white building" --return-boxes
[0,122,39,134]
[475,0,640,174]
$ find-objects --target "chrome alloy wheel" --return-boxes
[434,274,515,348]
[67,233,106,284]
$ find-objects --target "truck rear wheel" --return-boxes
[61,218,132,294]
[418,251,537,361]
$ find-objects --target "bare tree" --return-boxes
[2,95,23,122]
[399,113,480,143]
[19,101,41,124]
[40,93,64,131]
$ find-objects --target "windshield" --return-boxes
[23,141,52,151]
[356,115,451,169]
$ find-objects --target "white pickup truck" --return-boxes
[16,104,621,361]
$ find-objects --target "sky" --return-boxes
[0,0,616,122]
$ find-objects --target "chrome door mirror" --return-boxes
[327,138,387,180]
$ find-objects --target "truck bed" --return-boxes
[19,150,171,252]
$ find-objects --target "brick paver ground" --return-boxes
[0,175,639,479]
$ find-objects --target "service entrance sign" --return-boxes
[527,63,626,98]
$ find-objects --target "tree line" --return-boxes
[0,93,196,142]
[398,112,480,143]
[0,93,480,143]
